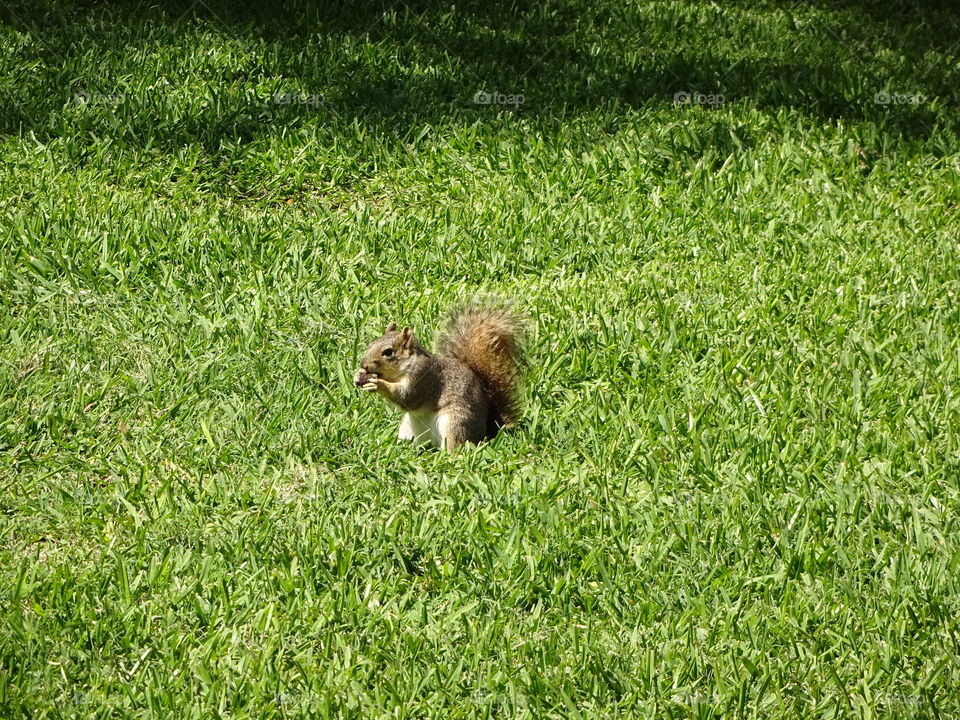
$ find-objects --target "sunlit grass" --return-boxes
[1,1,959,717]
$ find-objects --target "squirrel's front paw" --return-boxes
[354,369,380,388]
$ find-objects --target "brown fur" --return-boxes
[436,301,524,431]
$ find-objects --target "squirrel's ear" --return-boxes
[399,326,412,348]
[386,321,397,332]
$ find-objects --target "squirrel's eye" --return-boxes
[382,347,393,357]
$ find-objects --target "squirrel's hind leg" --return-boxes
[436,412,485,451]
[398,412,423,442]
[398,414,415,442]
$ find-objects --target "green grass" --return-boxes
[2,0,960,717]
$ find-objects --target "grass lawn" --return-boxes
[2,0,960,717]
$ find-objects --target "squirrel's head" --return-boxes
[356,321,425,383]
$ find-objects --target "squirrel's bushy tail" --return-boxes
[438,300,524,432]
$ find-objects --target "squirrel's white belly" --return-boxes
[398,409,446,448]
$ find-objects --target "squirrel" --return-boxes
[353,302,524,451]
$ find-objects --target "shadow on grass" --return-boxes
[0,0,957,144]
